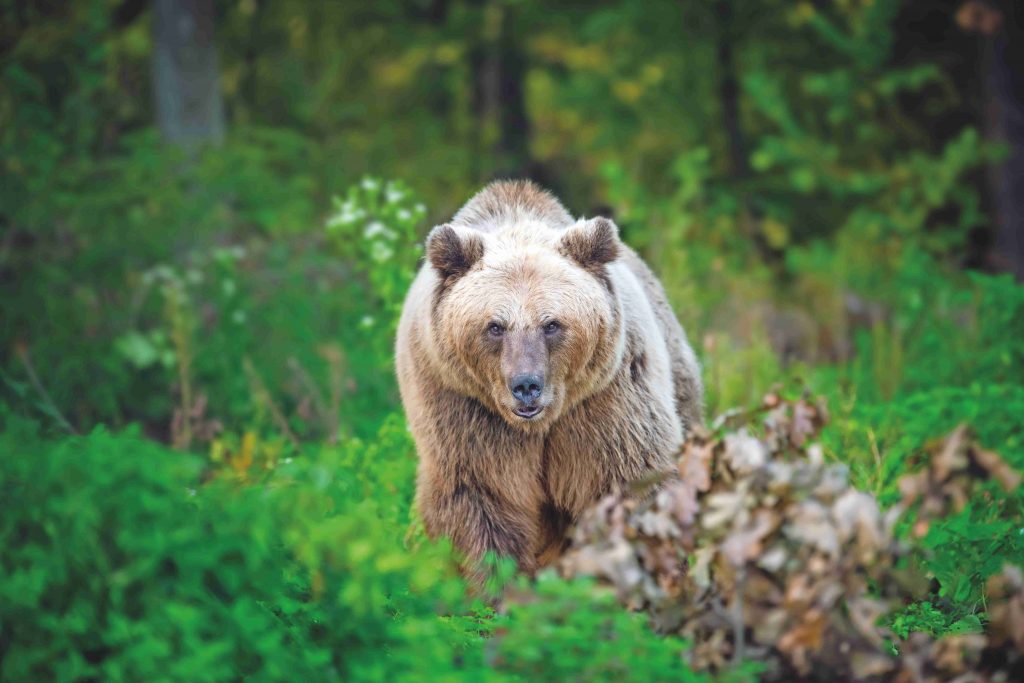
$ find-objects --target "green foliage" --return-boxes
[496,574,721,683]
[324,178,428,374]
[0,414,481,682]
[920,496,1024,606]
[820,262,1024,493]
[885,601,983,641]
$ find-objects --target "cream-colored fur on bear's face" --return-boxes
[435,222,621,433]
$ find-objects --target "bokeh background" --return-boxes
[2,1,1023,680]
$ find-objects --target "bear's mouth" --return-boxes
[513,405,544,419]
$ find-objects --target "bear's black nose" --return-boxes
[510,374,543,404]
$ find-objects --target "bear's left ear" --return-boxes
[559,217,620,270]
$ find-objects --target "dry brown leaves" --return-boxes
[557,393,1024,681]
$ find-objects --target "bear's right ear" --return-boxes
[426,224,484,281]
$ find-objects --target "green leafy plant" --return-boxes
[885,601,983,641]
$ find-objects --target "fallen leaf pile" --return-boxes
[556,394,1024,681]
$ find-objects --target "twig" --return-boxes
[15,345,78,434]
[319,344,346,445]
[243,357,301,451]
[166,289,193,449]
[286,356,331,434]
[868,427,884,493]
[732,566,746,664]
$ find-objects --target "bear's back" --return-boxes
[451,180,574,234]
[617,246,704,429]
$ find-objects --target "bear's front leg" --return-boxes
[411,391,545,581]
[417,471,541,581]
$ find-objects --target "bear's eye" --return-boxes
[543,321,561,335]
[487,322,505,338]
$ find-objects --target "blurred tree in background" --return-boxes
[957,0,1024,279]
[152,0,225,146]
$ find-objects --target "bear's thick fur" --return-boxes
[396,180,702,576]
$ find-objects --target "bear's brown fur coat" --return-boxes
[396,181,702,577]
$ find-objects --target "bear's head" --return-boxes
[425,217,624,433]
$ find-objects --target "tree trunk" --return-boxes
[494,3,531,178]
[470,0,534,181]
[714,0,750,181]
[152,0,225,146]
[984,3,1024,280]
[712,1,774,262]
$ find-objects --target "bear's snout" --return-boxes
[510,373,544,406]
[501,328,549,419]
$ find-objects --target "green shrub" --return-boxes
[495,574,749,683]
[0,415,489,682]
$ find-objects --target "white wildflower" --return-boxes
[364,221,397,241]
[327,200,366,229]
[153,265,175,281]
[370,241,394,262]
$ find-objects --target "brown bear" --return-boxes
[396,180,702,578]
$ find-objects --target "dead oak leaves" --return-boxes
[556,394,1024,681]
